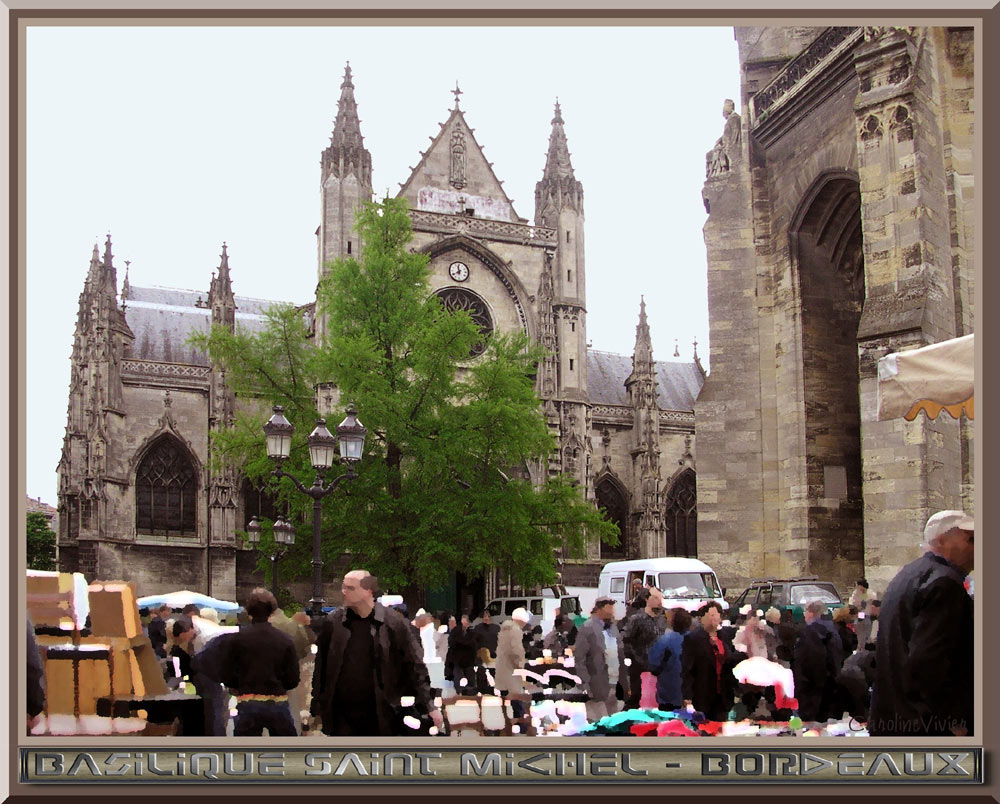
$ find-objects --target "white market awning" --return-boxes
[877,333,974,421]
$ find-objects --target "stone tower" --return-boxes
[205,243,240,592]
[317,62,373,344]
[534,101,591,490]
[57,236,134,578]
[626,298,664,557]
[697,26,974,594]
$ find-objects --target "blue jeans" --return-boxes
[233,700,295,736]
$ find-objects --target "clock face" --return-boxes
[449,261,470,282]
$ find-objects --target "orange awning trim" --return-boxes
[903,395,974,422]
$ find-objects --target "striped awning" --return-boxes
[877,334,974,421]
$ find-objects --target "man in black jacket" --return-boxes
[312,570,444,736]
[218,588,299,736]
[870,510,974,736]
[793,600,843,723]
[621,587,666,709]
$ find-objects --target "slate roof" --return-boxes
[123,285,292,366]
[587,349,704,411]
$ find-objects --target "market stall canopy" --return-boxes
[877,333,974,421]
[136,590,240,612]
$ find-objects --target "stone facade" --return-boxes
[698,26,974,595]
[56,66,704,601]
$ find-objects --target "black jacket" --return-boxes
[148,617,167,658]
[793,619,843,722]
[26,617,45,718]
[681,627,734,719]
[869,552,974,736]
[835,621,858,657]
[217,621,300,696]
[312,603,434,736]
[621,610,667,672]
[447,624,479,667]
[472,622,500,656]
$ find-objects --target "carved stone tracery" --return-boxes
[434,287,494,356]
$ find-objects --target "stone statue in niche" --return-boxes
[706,99,742,178]
[450,129,467,189]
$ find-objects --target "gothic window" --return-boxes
[434,287,494,357]
[242,477,279,525]
[135,436,198,535]
[664,469,697,557]
[596,476,628,559]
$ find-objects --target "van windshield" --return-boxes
[657,572,721,599]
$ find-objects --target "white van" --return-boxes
[597,558,728,621]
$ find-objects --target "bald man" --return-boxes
[312,570,443,735]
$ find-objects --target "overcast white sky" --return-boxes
[24,24,742,504]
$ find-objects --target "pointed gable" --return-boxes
[398,98,521,223]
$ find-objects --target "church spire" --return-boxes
[322,62,372,185]
[542,99,576,181]
[632,296,653,371]
[101,233,118,295]
[535,99,583,224]
[208,242,236,330]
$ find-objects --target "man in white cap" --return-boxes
[869,509,974,736]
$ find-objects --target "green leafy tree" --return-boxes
[192,197,618,595]
[26,512,57,571]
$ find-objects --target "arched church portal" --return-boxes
[790,171,865,577]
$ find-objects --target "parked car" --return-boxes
[729,577,844,623]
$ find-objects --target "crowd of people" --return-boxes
[25,510,974,739]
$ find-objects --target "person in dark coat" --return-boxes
[870,510,974,736]
[682,601,735,721]
[621,587,667,709]
[648,607,691,711]
[168,617,196,681]
[312,570,444,736]
[219,588,300,737]
[148,604,171,658]
[832,605,858,657]
[447,614,480,695]
[472,610,500,658]
[26,616,45,732]
[793,599,844,723]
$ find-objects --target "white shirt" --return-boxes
[603,629,619,686]
[420,623,438,662]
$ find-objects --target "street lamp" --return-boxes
[263,404,367,618]
[245,515,296,599]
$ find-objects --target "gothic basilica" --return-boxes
[56,64,705,603]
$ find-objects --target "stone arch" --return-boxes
[663,468,697,557]
[788,169,865,577]
[421,235,536,341]
[133,434,200,536]
[594,471,629,560]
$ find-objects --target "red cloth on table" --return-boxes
[656,719,700,737]
[697,720,725,736]
[772,679,797,710]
